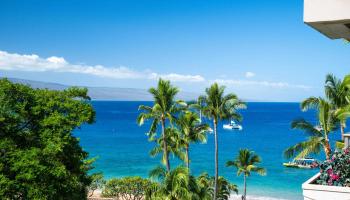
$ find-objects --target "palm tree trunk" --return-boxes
[186,145,190,170]
[161,118,170,172]
[341,124,345,141]
[243,175,247,200]
[324,140,332,160]
[213,119,218,200]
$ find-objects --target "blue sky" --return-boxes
[0,0,349,101]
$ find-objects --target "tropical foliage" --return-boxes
[137,79,186,172]
[226,149,266,200]
[324,74,350,140]
[147,166,237,200]
[284,97,337,160]
[317,148,350,187]
[149,127,186,163]
[102,177,155,200]
[136,80,247,199]
[197,173,238,200]
[148,166,206,200]
[176,111,210,169]
[88,173,106,197]
[200,83,246,199]
[0,79,96,199]
[285,74,350,161]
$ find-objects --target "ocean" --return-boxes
[75,101,340,200]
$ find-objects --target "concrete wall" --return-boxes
[303,173,350,200]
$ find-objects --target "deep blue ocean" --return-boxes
[75,101,340,200]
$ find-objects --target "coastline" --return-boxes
[229,194,289,200]
[88,190,291,200]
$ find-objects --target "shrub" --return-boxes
[102,177,154,200]
[88,173,106,197]
[317,147,350,187]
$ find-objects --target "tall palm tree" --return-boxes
[137,79,185,172]
[200,83,246,199]
[285,97,337,160]
[325,74,350,140]
[177,111,210,169]
[226,149,266,200]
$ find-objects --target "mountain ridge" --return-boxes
[4,77,200,101]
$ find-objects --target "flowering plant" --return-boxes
[317,148,350,187]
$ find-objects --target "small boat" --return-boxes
[283,158,319,169]
[207,128,214,134]
[314,125,323,131]
[223,120,243,130]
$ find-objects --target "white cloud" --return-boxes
[213,79,311,90]
[0,50,204,83]
[245,71,255,78]
[150,73,205,82]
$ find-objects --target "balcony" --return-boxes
[304,0,350,40]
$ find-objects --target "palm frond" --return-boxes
[149,166,167,181]
[301,97,320,111]
[225,160,237,167]
[137,112,155,125]
[284,136,322,159]
[335,105,350,123]
[252,167,266,176]
[343,74,350,91]
[226,148,265,179]
[291,118,322,137]
[138,105,153,112]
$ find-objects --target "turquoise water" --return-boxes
[75,101,340,199]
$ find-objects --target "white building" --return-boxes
[302,1,350,199]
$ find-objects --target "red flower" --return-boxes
[345,149,349,154]
[327,168,333,175]
[331,174,340,181]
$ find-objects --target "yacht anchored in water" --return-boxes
[223,120,243,130]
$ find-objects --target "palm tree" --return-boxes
[149,127,186,165]
[149,166,211,200]
[325,74,350,141]
[285,97,337,160]
[200,83,246,199]
[177,111,210,169]
[197,173,238,200]
[137,79,185,172]
[226,149,266,200]
[190,96,206,123]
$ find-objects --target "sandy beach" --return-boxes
[88,190,288,200]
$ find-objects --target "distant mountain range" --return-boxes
[4,77,200,101]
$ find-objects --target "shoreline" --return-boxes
[88,190,291,200]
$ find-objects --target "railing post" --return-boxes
[344,133,350,149]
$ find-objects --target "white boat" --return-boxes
[223,120,242,130]
[283,158,319,169]
[314,125,323,131]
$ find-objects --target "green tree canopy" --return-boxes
[0,79,95,200]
